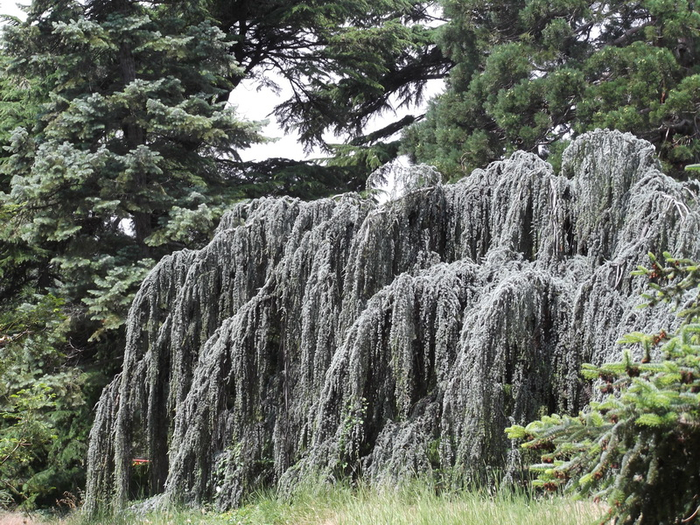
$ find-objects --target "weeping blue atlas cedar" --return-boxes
[84,130,700,514]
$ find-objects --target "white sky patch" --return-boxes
[232,76,445,164]
[231,79,323,162]
[0,0,24,20]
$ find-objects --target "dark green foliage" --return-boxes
[0,0,260,507]
[1,0,261,332]
[507,253,700,524]
[0,52,46,308]
[0,54,37,166]
[405,0,700,177]
[221,158,368,200]
[204,0,449,162]
[0,295,102,509]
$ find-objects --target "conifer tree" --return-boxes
[0,51,43,307]
[0,1,261,505]
[207,0,450,171]
[1,0,261,333]
[404,0,700,177]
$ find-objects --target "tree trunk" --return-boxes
[115,2,152,252]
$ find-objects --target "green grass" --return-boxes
[56,480,606,525]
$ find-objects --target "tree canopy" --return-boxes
[205,0,449,149]
[0,0,448,507]
[404,0,700,177]
[2,0,262,333]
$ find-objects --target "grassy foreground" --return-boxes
[47,480,606,525]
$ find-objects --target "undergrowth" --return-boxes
[53,478,604,525]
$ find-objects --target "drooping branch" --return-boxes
[85,130,700,515]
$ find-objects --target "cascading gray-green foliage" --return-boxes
[84,130,700,515]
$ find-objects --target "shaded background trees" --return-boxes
[3,0,262,331]
[404,0,700,177]
[209,0,450,171]
[0,0,261,504]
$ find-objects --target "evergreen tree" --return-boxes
[0,51,43,307]
[0,295,94,509]
[2,0,261,333]
[507,253,700,524]
[404,0,700,177]
[0,1,260,505]
[209,0,450,170]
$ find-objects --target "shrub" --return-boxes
[0,295,93,509]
